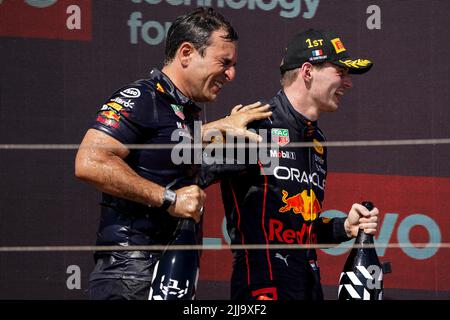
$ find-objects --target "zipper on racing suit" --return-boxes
[305,124,324,300]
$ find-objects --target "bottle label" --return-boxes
[338,265,383,300]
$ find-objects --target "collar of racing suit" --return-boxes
[273,90,318,137]
[148,68,202,115]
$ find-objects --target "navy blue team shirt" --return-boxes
[89,68,201,281]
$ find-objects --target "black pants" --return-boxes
[89,278,151,300]
[231,260,324,300]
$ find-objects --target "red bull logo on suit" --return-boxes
[268,218,317,244]
[279,189,322,221]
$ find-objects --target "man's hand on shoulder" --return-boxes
[202,101,272,143]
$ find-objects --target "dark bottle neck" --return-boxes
[179,218,196,232]
[355,230,375,244]
[171,218,199,246]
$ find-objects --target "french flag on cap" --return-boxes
[312,49,323,56]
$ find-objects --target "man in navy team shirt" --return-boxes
[75,7,271,300]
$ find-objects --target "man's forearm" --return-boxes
[77,152,165,207]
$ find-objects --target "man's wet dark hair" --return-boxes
[164,7,238,65]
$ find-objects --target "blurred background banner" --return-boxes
[0,0,449,299]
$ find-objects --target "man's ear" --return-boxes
[301,62,313,82]
[177,42,195,67]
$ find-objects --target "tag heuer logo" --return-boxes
[271,128,290,146]
[171,104,185,120]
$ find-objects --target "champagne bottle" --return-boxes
[148,218,200,300]
[338,201,383,300]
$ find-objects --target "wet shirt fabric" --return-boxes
[89,68,201,282]
[201,90,350,300]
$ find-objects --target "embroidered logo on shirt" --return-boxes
[97,111,120,129]
[271,128,290,147]
[96,100,131,129]
[120,88,141,98]
[279,189,321,222]
[176,122,192,140]
[171,104,185,120]
[156,82,165,93]
[109,97,135,109]
[313,139,324,155]
[275,253,289,267]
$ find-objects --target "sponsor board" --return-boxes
[0,0,92,41]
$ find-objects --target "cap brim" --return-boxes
[280,62,304,73]
[332,58,373,74]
